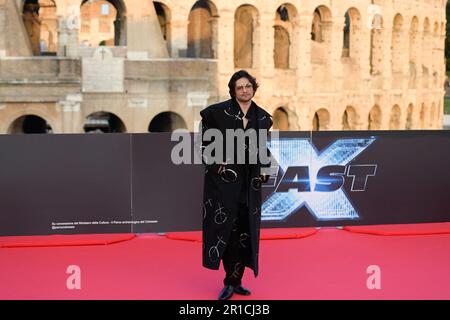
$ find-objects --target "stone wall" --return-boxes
[0,0,447,133]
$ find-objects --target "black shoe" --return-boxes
[218,285,234,300]
[233,285,251,296]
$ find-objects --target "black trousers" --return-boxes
[222,202,251,286]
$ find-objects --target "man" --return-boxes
[200,70,273,300]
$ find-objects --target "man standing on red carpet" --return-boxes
[199,70,273,300]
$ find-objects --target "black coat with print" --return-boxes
[199,98,273,277]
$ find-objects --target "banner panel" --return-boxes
[0,134,132,236]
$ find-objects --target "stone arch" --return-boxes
[342,7,362,62]
[391,14,405,76]
[430,102,436,127]
[39,0,57,54]
[8,114,53,134]
[409,16,420,89]
[389,105,401,130]
[370,14,384,75]
[312,108,330,131]
[84,111,126,133]
[274,26,290,69]
[410,15,419,38]
[438,100,443,125]
[368,105,382,130]
[148,112,187,132]
[39,24,50,52]
[433,21,439,37]
[310,5,332,64]
[272,107,289,131]
[419,103,427,129]
[234,4,259,68]
[274,3,298,69]
[187,0,218,59]
[342,106,358,130]
[432,21,440,88]
[422,65,430,89]
[423,17,431,33]
[405,103,414,130]
[80,0,127,47]
[422,17,432,89]
[154,1,172,54]
[22,0,58,56]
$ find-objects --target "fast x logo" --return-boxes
[262,138,377,221]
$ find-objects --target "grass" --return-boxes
[445,98,450,114]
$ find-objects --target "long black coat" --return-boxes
[200,98,272,277]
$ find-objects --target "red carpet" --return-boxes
[1,225,450,299]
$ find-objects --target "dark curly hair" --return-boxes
[228,70,259,98]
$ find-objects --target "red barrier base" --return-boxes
[165,227,319,242]
[344,222,450,236]
[0,233,136,248]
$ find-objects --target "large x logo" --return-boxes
[262,137,376,221]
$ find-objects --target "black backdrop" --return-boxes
[1,131,449,236]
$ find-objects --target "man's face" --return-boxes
[234,77,254,103]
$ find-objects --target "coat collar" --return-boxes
[230,98,257,119]
[222,98,272,130]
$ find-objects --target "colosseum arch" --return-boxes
[370,14,384,75]
[405,103,414,130]
[80,0,127,47]
[84,111,127,133]
[422,66,430,89]
[272,107,289,131]
[434,21,440,35]
[432,21,440,88]
[22,0,58,56]
[274,25,290,68]
[38,1,57,54]
[154,2,171,54]
[368,105,382,130]
[391,14,406,80]
[438,100,443,125]
[310,5,332,64]
[409,16,420,89]
[8,114,53,134]
[423,17,431,40]
[148,111,187,132]
[429,102,436,128]
[419,103,428,129]
[273,3,298,69]
[234,5,259,68]
[312,108,330,131]
[342,8,362,62]
[342,106,358,130]
[39,24,57,54]
[187,0,218,59]
[421,17,432,89]
[389,105,401,130]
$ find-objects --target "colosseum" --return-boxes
[0,0,447,133]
